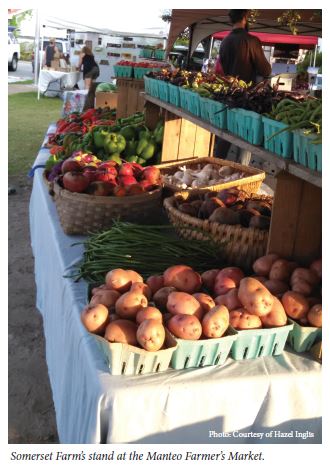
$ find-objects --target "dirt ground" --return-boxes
[8,175,59,444]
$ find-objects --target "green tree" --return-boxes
[8,10,32,36]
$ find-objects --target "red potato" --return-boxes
[153,286,177,310]
[260,296,287,328]
[291,279,313,296]
[130,282,152,300]
[307,304,322,327]
[291,268,319,287]
[136,306,163,324]
[104,319,138,346]
[167,314,202,340]
[213,267,244,296]
[115,292,148,320]
[201,269,220,292]
[263,279,289,296]
[126,270,144,284]
[281,291,309,320]
[310,259,322,279]
[167,292,203,319]
[252,253,280,276]
[269,259,295,282]
[146,275,164,295]
[136,319,166,351]
[229,308,262,330]
[91,284,107,295]
[192,293,215,314]
[81,304,109,335]
[89,289,121,309]
[238,277,274,316]
[214,288,242,311]
[202,305,229,338]
[105,269,134,293]
[163,265,202,294]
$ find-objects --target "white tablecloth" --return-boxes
[39,70,81,97]
[29,132,322,444]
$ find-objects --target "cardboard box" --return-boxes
[95,91,118,109]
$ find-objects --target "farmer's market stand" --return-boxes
[29,127,321,444]
[144,95,322,264]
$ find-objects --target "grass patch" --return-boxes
[8,92,62,176]
[9,80,34,85]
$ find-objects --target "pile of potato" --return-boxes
[81,269,166,352]
[173,188,272,230]
[252,254,322,328]
[81,255,322,354]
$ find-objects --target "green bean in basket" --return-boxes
[70,221,225,284]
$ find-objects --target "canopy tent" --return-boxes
[166,9,322,56]
[213,31,318,50]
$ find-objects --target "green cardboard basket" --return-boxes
[262,116,293,158]
[231,322,293,360]
[293,130,322,172]
[170,327,237,370]
[287,319,322,353]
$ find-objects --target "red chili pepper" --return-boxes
[49,145,64,155]
[81,109,97,120]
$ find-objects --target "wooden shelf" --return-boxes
[144,94,321,188]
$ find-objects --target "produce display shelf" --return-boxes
[143,94,322,189]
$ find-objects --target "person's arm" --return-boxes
[251,38,272,78]
[78,53,84,69]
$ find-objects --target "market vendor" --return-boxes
[214,9,271,159]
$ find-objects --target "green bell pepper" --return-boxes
[119,125,136,141]
[153,125,164,144]
[136,137,149,156]
[109,153,122,165]
[93,129,109,149]
[125,155,139,163]
[123,139,137,158]
[103,133,126,155]
[140,141,156,160]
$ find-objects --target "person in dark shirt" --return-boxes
[219,9,271,83]
[214,10,271,159]
[78,46,100,90]
[44,38,60,68]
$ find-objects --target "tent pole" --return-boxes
[208,36,214,59]
[34,9,40,87]
[313,44,317,67]
[187,23,195,69]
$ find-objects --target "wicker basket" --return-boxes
[52,180,163,235]
[163,193,270,269]
[156,157,265,197]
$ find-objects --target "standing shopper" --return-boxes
[78,46,100,90]
[44,38,59,68]
[214,9,271,158]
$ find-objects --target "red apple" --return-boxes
[119,163,134,177]
[83,165,98,183]
[113,186,127,197]
[119,175,137,186]
[63,171,90,193]
[61,158,83,174]
[141,166,161,184]
[99,162,118,176]
[95,170,117,183]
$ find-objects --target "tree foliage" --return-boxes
[8,9,32,37]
